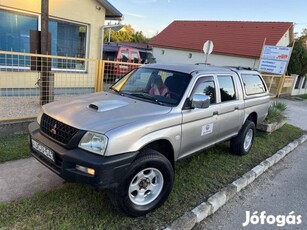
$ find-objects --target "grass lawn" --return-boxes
[0,134,30,163]
[0,124,305,229]
[296,94,307,100]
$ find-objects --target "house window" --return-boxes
[0,9,88,71]
[0,9,38,67]
[49,19,87,70]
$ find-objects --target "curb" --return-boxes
[0,117,35,136]
[165,134,307,230]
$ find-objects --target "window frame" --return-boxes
[48,17,89,72]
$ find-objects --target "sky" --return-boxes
[109,0,307,38]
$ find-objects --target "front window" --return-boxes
[0,9,38,68]
[192,79,216,104]
[111,67,191,106]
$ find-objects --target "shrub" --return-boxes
[264,101,287,124]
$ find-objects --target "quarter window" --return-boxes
[217,75,236,102]
[242,74,266,95]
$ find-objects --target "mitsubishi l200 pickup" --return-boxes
[29,63,270,217]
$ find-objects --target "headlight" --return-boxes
[37,109,43,125]
[79,132,108,155]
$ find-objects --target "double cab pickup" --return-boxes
[29,63,270,216]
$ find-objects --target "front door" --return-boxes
[180,76,221,159]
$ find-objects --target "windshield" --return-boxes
[110,67,191,106]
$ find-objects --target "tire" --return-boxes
[108,149,174,217]
[230,120,256,155]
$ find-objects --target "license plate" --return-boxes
[32,139,55,162]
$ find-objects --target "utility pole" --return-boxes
[40,0,50,105]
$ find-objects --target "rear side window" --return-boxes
[217,75,236,102]
[120,50,129,62]
[131,51,139,63]
[242,74,266,95]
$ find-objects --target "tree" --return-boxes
[104,24,150,43]
[131,31,150,43]
[287,34,307,76]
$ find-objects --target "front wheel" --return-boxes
[230,120,255,155]
[108,149,174,217]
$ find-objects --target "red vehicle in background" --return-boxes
[103,42,155,82]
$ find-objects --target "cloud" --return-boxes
[125,12,146,18]
[131,0,157,4]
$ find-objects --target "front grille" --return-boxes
[40,113,79,145]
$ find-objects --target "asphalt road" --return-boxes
[194,98,307,230]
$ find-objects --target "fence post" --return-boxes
[95,60,104,92]
[40,0,51,105]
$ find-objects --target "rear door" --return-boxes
[216,74,244,139]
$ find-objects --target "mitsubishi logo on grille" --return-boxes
[50,124,57,135]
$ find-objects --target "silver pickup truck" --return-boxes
[28,63,270,217]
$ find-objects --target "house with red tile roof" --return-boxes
[149,21,294,68]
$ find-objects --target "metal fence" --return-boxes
[0,50,141,120]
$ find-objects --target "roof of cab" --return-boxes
[140,63,234,74]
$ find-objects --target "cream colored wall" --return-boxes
[0,0,105,89]
[0,71,96,89]
[277,29,291,47]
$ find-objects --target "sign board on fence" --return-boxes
[258,45,292,75]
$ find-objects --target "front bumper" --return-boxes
[28,122,138,189]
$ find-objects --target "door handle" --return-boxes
[213,111,219,116]
[234,106,239,110]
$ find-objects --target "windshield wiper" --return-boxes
[124,92,164,105]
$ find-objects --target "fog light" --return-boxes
[76,165,95,176]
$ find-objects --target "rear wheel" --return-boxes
[108,149,174,217]
[230,120,255,155]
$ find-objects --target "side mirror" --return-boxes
[192,94,210,109]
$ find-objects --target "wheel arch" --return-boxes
[245,112,258,126]
[142,139,175,168]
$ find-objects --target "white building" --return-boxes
[149,21,294,69]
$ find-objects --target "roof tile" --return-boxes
[149,21,293,58]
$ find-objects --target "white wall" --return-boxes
[152,47,260,69]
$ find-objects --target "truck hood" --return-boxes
[43,92,172,134]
